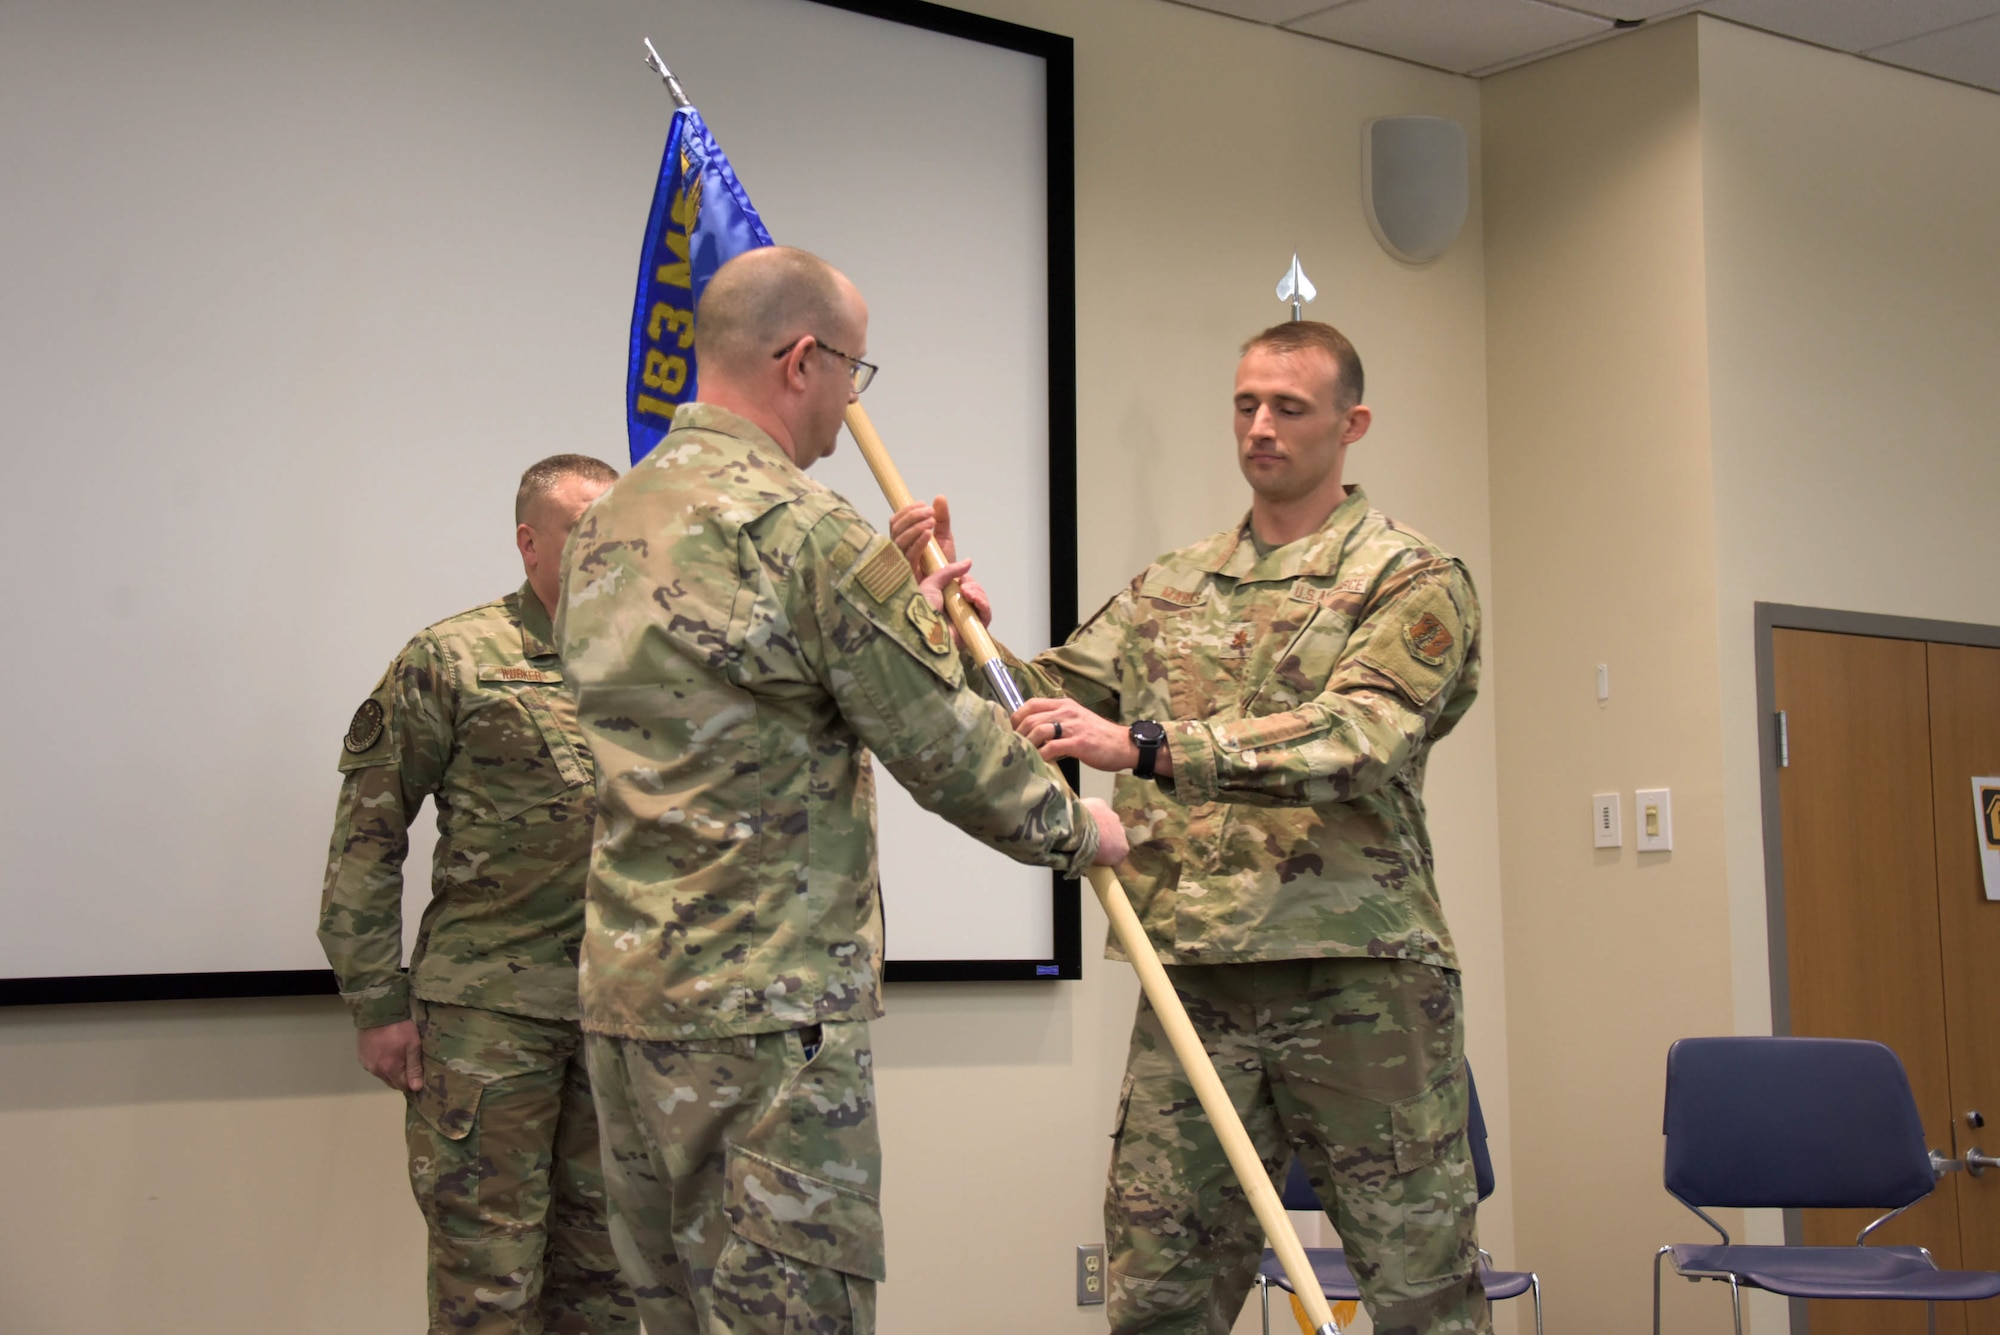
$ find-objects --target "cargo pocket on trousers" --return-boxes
[1390,1066,1474,1286]
[405,1058,484,1220]
[723,1143,887,1283]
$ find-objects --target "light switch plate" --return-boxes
[1592,793,1621,848]
[1636,788,1673,851]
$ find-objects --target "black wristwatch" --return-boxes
[1129,719,1166,780]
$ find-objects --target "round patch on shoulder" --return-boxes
[343,698,386,754]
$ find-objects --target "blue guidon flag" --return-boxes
[626,103,773,465]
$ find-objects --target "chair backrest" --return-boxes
[1279,1063,1492,1211]
[1662,1036,1936,1211]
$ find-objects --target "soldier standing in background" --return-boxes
[556,246,1127,1335]
[318,454,636,1335]
[892,322,1490,1335]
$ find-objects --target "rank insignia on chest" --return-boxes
[344,698,386,754]
[1404,611,1455,665]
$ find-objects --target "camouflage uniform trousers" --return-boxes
[1105,958,1489,1335]
[585,1020,885,1335]
[406,999,636,1334]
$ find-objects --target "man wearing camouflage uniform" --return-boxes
[556,246,1127,1335]
[318,453,637,1335]
[893,322,1488,1335]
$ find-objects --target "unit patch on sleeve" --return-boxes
[344,698,386,754]
[907,593,955,656]
[1404,611,1456,666]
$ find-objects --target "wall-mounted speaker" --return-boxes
[1362,115,1468,266]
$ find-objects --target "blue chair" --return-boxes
[1256,1067,1540,1335]
[1655,1035,2000,1335]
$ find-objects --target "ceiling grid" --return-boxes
[1163,0,2000,89]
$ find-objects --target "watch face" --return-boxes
[1131,719,1166,746]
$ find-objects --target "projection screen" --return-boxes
[0,0,1079,1002]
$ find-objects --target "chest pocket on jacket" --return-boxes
[465,670,589,819]
[1241,602,1356,715]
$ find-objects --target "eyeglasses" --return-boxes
[771,336,878,394]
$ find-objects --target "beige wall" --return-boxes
[1485,14,2000,1335]
[0,3,1506,1333]
[1700,16,2000,1041]
[1482,17,1749,1335]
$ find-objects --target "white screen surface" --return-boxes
[0,0,1059,980]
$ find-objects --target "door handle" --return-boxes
[1965,1148,2000,1177]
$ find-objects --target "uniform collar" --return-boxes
[666,401,812,487]
[1204,485,1371,581]
[515,582,559,660]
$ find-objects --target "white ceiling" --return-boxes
[1166,0,2000,89]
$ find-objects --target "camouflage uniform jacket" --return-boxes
[996,486,1480,969]
[557,402,1100,1042]
[318,585,595,1029]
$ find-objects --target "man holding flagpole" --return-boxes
[558,246,1128,1334]
[892,320,1490,1335]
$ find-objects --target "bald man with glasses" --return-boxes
[557,246,1127,1335]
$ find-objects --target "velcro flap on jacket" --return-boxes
[835,562,964,691]
[724,1144,887,1281]
[1353,581,1466,708]
[336,675,397,772]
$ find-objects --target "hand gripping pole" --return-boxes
[843,402,1341,1335]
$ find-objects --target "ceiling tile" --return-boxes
[1701,0,2000,53]
[1283,0,1611,75]
[1167,0,1343,24]
[1870,12,2000,91]
[1559,0,1701,20]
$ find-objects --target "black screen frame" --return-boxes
[0,0,1080,1007]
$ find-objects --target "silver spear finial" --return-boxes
[643,38,691,108]
[1275,252,1317,322]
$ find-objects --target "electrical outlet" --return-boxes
[1636,788,1673,852]
[1592,793,1622,848]
[1076,1243,1105,1305]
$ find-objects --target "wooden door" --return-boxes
[1928,642,2000,1335]
[1773,629,1966,1335]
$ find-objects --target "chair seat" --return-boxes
[1669,1244,2000,1303]
[1258,1247,1534,1302]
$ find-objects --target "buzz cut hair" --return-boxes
[1242,321,1365,410]
[693,246,848,374]
[515,454,618,525]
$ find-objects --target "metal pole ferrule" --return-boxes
[979,658,1026,713]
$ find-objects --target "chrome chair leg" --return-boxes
[1728,1274,1743,1335]
[1528,1272,1544,1335]
[1259,1274,1271,1335]
[1654,1245,1672,1335]
[1929,1300,1937,1335]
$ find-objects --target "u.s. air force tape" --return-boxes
[344,698,385,753]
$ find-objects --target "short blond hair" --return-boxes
[1241,321,1364,410]
[515,454,617,524]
